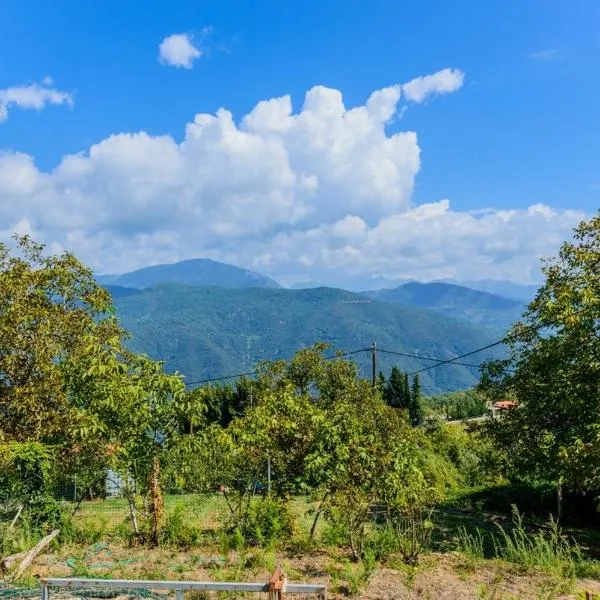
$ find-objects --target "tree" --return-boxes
[0,237,206,545]
[383,366,409,409]
[72,350,205,545]
[0,236,120,445]
[377,371,386,394]
[410,374,424,425]
[481,212,600,495]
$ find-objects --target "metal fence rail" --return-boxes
[41,577,327,600]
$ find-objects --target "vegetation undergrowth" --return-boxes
[457,506,600,579]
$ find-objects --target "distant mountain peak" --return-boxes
[98,258,281,290]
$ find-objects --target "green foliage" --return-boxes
[383,366,410,410]
[159,504,204,548]
[224,496,296,547]
[424,388,489,420]
[0,442,62,528]
[423,421,504,489]
[409,373,424,425]
[0,236,120,445]
[386,505,435,565]
[481,212,600,492]
[0,513,40,556]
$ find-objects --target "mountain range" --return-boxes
[96,257,533,394]
[109,284,505,395]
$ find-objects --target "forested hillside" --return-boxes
[365,281,524,331]
[111,284,504,394]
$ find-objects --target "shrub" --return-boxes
[224,496,296,547]
[160,505,203,548]
[387,505,435,566]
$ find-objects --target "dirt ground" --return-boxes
[20,545,600,600]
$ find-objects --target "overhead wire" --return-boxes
[184,346,372,387]
[183,304,597,387]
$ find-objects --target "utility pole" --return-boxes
[371,341,377,388]
[267,456,271,495]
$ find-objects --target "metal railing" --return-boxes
[40,577,327,600]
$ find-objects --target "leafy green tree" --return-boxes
[0,237,206,545]
[72,350,205,545]
[377,371,386,394]
[0,236,120,445]
[193,377,255,427]
[481,213,600,495]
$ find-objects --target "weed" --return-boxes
[457,526,486,560]
[493,507,588,578]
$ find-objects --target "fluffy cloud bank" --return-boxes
[0,78,73,122]
[0,68,584,286]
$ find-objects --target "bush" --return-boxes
[387,505,435,566]
[160,504,204,548]
[321,518,349,547]
[364,526,399,562]
[224,496,296,547]
[59,512,109,545]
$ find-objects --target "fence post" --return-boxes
[175,590,184,600]
[41,583,49,600]
[268,566,286,600]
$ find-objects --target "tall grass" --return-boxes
[493,508,584,577]
[457,506,600,578]
[457,525,485,560]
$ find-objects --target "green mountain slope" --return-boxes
[99,258,281,289]
[440,279,538,302]
[365,282,524,331]
[113,284,505,394]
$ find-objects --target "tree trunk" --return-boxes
[557,480,563,523]
[309,491,329,539]
[149,455,164,547]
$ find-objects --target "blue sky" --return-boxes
[0,0,597,287]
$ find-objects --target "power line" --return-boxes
[377,347,484,369]
[184,346,372,387]
[406,304,598,376]
[184,304,597,386]
[407,339,508,376]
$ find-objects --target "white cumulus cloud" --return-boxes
[402,68,465,103]
[0,70,584,287]
[159,33,202,68]
[0,79,73,123]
